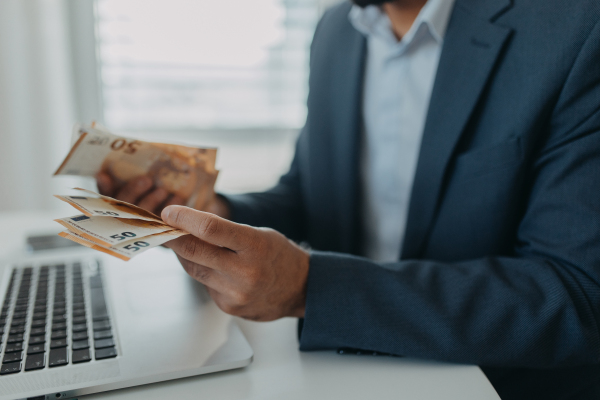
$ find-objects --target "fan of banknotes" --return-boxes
[54,122,219,210]
[54,188,189,261]
[52,122,216,260]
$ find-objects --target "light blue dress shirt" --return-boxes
[349,0,456,262]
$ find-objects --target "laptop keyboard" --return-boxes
[0,261,117,375]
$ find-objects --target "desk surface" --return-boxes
[0,211,501,400]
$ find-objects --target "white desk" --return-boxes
[0,211,501,400]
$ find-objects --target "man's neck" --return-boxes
[382,0,428,40]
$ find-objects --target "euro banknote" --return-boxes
[54,123,219,210]
[55,214,177,248]
[54,188,163,221]
[58,229,187,261]
[55,189,189,261]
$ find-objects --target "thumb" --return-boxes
[162,205,249,251]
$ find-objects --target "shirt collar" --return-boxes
[349,0,456,45]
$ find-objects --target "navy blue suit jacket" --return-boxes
[225,1,600,398]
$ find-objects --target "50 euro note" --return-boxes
[58,229,187,261]
[55,123,219,210]
[55,188,189,261]
[54,188,163,221]
[55,214,177,248]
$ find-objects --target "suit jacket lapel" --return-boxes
[331,24,366,254]
[401,0,513,259]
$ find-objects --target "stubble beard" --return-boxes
[351,0,393,7]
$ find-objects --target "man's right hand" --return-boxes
[96,172,230,219]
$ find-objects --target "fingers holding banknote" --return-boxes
[162,205,309,321]
[96,172,185,215]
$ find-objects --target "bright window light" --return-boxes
[95,0,319,131]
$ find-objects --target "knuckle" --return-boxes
[219,302,238,316]
[180,258,211,282]
[172,207,185,226]
[192,266,211,282]
[180,236,201,260]
[199,215,219,238]
[254,231,274,253]
[245,269,262,287]
[232,289,251,306]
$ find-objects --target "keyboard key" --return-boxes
[31,319,47,328]
[6,343,24,353]
[0,362,22,375]
[29,336,45,345]
[93,330,112,340]
[72,331,88,341]
[94,338,115,349]
[95,346,117,360]
[93,320,111,331]
[2,351,23,364]
[7,333,24,343]
[30,327,46,336]
[32,312,47,319]
[90,287,108,320]
[72,339,89,350]
[72,323,87,332]
[90,275,103,288]
[27,344,45,355]
[52,322,67,331]
[73,309,86,317]
[10,318,26,326]
[49,347,68,368]
[51,330,67,340]
[9,326,25,335]
[72,348,91,364]
[25,353,45,371]
[53,314,67,323]
[50,339,68,349]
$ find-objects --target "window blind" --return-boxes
[95,0,320,131]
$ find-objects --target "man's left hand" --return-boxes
[162,206,310,321]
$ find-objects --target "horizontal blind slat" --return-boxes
[95,0,318,131]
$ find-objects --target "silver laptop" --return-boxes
[0,238,253,400]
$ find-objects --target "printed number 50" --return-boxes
[110,232,136,241]
[123,241,150,252]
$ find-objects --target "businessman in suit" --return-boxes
[97,0,600,398]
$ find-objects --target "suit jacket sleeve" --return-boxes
[298,20,600,369]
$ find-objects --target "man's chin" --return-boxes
[351,0,393,7]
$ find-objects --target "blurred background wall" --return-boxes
[0,0,342,212]
[0,0,78,210]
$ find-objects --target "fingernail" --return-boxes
[162,206,171,221]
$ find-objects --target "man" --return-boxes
[97,0,600,398]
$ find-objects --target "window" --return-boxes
[95,0,320,131]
